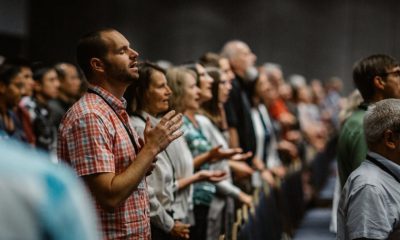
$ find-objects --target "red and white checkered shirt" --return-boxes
[58,85,150,240]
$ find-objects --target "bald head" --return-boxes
[220,40,256,77]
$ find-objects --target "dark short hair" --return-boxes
[353,54,399,101]
[0,64,22,85]
[124,61,166,115]
[76,28,115,80]
[32,63,54,83]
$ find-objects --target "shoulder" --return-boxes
[345,162,385,190]
[195,114,212,126]
[59,95,112,132]
[342,109,365,128]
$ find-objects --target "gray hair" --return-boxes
[220,40,247,60]
[364,98,400,147]
[263,62,282,72]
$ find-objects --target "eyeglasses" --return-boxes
[382,70,400,77]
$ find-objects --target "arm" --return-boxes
[176,170,226,191]
[83,111,183,211]
[192,146,242,169]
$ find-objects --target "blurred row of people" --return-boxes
[0,28,343,239]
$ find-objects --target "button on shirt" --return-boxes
[58,85,150,240]
[337,151,400,240]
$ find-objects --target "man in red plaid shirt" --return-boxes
[58,28,183,239]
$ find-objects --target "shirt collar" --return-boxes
[88,84,127,111]
[367,151,400,180]
[138,111,159,125]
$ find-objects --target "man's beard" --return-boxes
[104,61,137,83]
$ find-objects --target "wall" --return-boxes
[7,0,400,93]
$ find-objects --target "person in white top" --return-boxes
[125,62,226,240]
[246,68,286,185]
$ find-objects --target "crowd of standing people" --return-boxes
[2,27,399,240]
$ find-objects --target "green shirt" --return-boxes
[183,116,216,206]
[337,107,368,187]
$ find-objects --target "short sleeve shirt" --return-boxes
[337,152,400,240]
[57,85,150,240]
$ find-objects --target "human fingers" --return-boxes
[143,117,152,135]
[138,137,145,148]
[171,131,184,142]
[158,110,176,125]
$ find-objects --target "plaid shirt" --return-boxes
[58,85,150,240]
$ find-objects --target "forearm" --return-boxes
[84,146,158,211]
[215,179,241,198]
[176,174,200,190]
[193,152,210,169]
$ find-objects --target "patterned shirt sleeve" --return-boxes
[65,113,115,176]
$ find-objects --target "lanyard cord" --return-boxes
[87,89,139,154]
[366,154,400,184]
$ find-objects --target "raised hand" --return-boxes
[230,151,253,162]
[229,161,254,180]
[208,146,243,163]
[143,110,183,153]
[196,170,227,183]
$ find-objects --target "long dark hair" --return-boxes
[124,61,166,115]
[200,67,224,127]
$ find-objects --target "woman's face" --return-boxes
[182,73,200,111]
[255,73,276,105]
[196,64,213,102]
[4,72,26,107]
[218,73,232,104]
[219,58,235,82]
[143,70,172,115]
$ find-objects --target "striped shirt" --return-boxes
[58,85,150,240]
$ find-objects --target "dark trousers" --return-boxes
[151,223,174,240]
[189,204,210,240]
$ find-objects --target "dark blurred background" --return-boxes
[1,0,400,93]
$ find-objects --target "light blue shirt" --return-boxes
[0,140,100,240]
[337,151,400,240]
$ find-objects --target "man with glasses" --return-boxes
[337,99,400,239]
[337,54,400,188]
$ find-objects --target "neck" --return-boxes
[370,146,400,165]
[252,96,260,106]
[35,93,48,106]
[92,78,128,99]
[141,107,157,118]
[58,91,74,104]
[369,93,384,104]
[184,109,197,121]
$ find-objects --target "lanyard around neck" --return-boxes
[366,155,400,184]
[87,89,139,154]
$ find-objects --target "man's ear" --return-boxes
[384,129,397,150]
[373,75,385,90]
[90,58,105,74]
